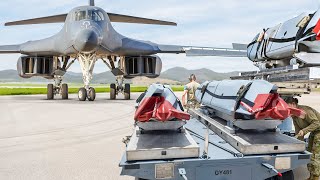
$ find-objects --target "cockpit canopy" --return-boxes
[74,9,105,21]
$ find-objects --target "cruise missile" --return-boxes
[247,10,320,69]
[195,80,302,126]
[134,84,190,122]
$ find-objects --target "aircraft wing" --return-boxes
[156,44,247,57]
[104,37,248,57]
[0,45,21,53]
[0,37,63,56]
[5,14,67,26]
[108,13,177,26]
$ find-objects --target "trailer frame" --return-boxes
[119,111,311,180]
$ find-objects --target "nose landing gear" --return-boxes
[78,87,96,101]
[77,53,98,101]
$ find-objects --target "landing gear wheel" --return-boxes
[47,84,54,100]
[61,84,68,100]
[110,83,116,100]
[124,83,130,100]
[87,87,96,101]
[78,88,87,101]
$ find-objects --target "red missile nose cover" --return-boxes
[313,19,320,40]
[240,93,303,120]
[134,96,190,122]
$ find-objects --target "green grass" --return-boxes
[0,86,184,95]
[313,88,320,92]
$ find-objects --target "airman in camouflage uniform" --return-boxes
[286,97,320,180]
[182,74,200,110]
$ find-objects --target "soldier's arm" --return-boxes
[293,120,304,141]
[181,86,189,106]
[301,110,320,135]
[293,120,300,135]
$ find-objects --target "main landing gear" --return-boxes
[47,76,69,100]
[110,76,130,100]
[46,56,75,100]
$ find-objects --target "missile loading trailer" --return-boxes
[120,115,310,180]
[120,83,311,180]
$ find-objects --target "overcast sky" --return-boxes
[0,0,318,72]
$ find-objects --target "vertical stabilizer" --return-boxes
[89,0,95,6]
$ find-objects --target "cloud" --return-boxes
[0,0,317,73]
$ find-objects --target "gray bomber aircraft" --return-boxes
[0,0,245,101]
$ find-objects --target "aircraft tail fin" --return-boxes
[89,0,95,6]
[5,14,67,26]
[107,13,177,26]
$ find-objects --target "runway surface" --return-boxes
[0,92,319,180]
[0,93,139,180]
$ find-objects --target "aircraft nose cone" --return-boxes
[75,29,99,52]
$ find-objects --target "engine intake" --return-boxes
[123,55,162,79]
[17,56,57,79]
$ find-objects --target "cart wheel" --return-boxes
[265,170,294,180]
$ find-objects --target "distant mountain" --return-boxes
[0,68,238,84]
[160,67,238,83]
[0,70,124,84]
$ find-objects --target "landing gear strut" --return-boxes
[46,56,74,100]
[78,53,97,101]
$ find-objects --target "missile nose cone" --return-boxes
[75,29,99,52]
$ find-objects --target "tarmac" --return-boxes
[0,92,319,180]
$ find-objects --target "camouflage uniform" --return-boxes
[184,81,200,109]
[292,105,320,179]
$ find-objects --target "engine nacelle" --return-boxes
[122,55,162,79]
[17,56,58,79]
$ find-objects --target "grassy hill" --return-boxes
[0,68,237,84]
[160,67,238,83]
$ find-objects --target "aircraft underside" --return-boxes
[17,52,162,101]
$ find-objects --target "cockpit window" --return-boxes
[74,10,104,22]
[75,11,87,21]
[88,10,104,21]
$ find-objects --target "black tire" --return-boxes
[135,178,149,180]
[61,84,68,100]
[87,87,96,101]
[265,170,294,180]
[78,88,87,101]
[124,83,130,100]
[110,83,116,100]
[47,84,54,100]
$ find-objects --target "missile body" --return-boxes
[248,10,320,68]
[135,84,190,122]
[195,80,301,122]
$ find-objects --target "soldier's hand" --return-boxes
[297,130,304,137]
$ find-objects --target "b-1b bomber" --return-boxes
[0,0,241,101]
